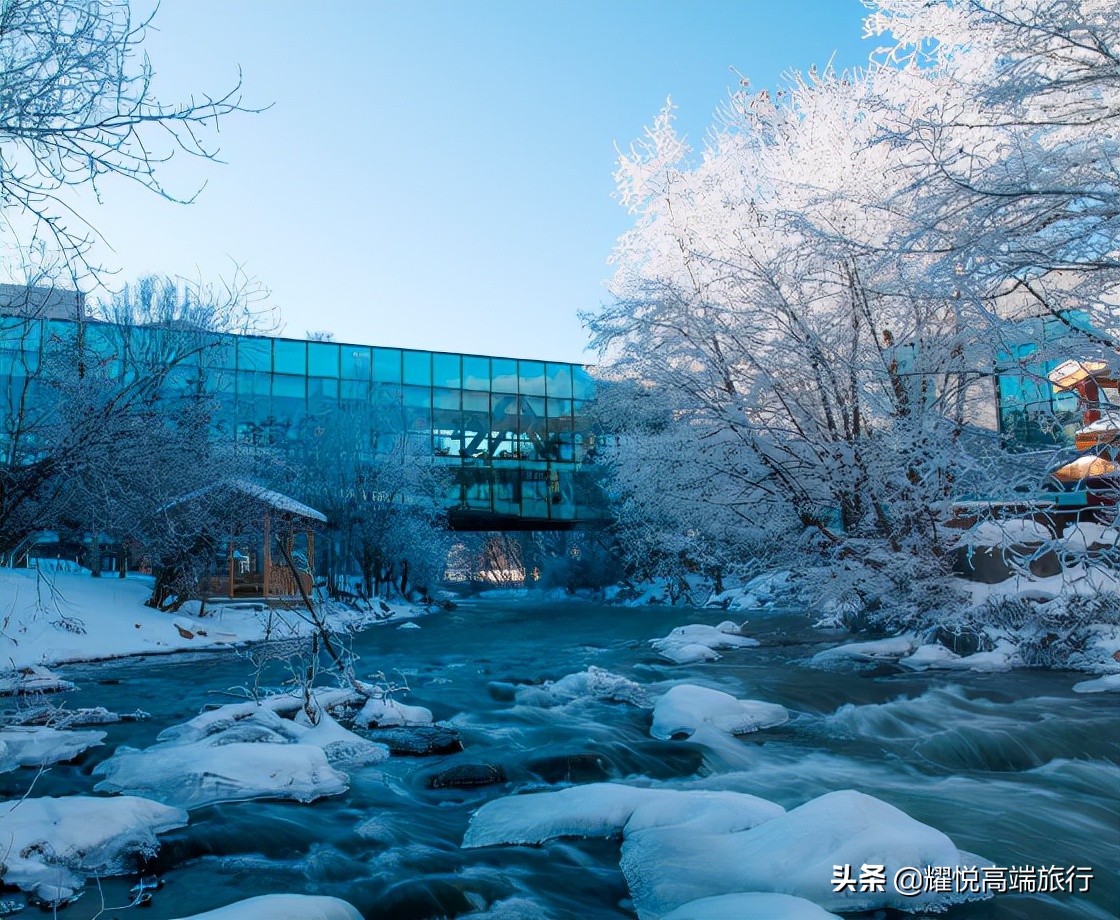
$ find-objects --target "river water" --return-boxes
[2,597,1117,919]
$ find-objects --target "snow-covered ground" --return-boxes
[0,567,423,673]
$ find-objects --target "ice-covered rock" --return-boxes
[663,892,840,919]
[156,688,359,744]
[652,624,759,664]
[514,666,650,708]
[0,725,105,773]
[463,782,783,848]
[355,696,433,728]
[651,684,789,740]
[172,894,363,919]
[707,571,793,611]
[956,519,1052,548]
[0,795,187,906]
[1073,673,1120,693]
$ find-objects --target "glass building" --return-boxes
[0,315,609,529]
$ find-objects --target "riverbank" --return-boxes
[0,567,424,674]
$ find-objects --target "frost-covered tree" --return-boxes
[0,0,255,277]
[590,0,1119,613]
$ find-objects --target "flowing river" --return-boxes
[2,597,1117,919]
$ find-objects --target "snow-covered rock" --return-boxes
[94,737,349,809]
[172,894,363,919]
[620,790,988,917]
[0,665,76,695]
[514,666,650,708]
[707,571,793,611]
[463,783,783,849]
[810,634,917,667]
[652,623,759,664]
[662,892,840,920]
[0,795,187,906]
[465,786,985,918]
[0,725,105,773]
[651,684,789,740]
[898,643,961,669]
[1073,673,1120,693]
[355,696,433,728]
[95,694,385,809]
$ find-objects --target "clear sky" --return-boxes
[75,0,876,363]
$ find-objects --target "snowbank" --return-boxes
[0,568,425,672]
[95,695,387,808]
[707,571,793,611]
[0,725,105,773]
[0,795,187,905]
[651,623,759,664]
[514,666,650,708]
[956,519,1052,548]
[651,684,788,740]
[173,894,363,920]
[172,891,362,914]
[0,665,75,695]
[465,786,985,918]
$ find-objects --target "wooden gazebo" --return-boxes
[167,479,328,600]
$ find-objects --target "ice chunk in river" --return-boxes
[355,696,433,727]
[651,684,788,739]
[172,893,363,919]
[0,795,187,905]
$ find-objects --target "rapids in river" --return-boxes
[2,597,1116,919]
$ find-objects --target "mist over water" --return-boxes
[3,598,1116,919]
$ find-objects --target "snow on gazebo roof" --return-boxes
[165,479,327,523]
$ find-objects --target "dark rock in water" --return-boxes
[486,681,518,702]
[1023,547,1061,578]
[611,741,705,780]
[349,878,477,920]
[372,725,463,757]
[528,752,613,784]
[427,763,506,789]
[932,626,983,657]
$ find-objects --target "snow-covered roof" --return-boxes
[166,479,327,523]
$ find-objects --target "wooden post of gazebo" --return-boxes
[262,511,272,599]
[227,534,236,600]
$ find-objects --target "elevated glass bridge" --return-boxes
[0,315,609,530]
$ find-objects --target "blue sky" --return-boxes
[80,0,876,362]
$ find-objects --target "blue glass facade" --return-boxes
[0,317,607,528]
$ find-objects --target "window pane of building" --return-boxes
[342,346,372,381]
[273,339,306,375]
[402,350,431,387]
[308,341,340,377]
[373,348,402,383]
[546,363,572,399]
[433,353,461,389]
[491,358,518,394]
[463,355,489,391]
[519,360,546,396]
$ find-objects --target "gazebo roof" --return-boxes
[166,479,327,523]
